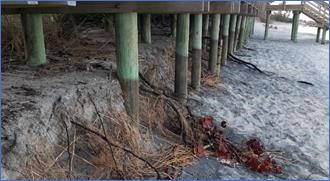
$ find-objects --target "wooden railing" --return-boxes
[303,1,329,28]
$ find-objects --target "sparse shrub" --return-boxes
[270,11,292,23]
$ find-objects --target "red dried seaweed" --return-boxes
[246,138,264,155]
[193,116,283,174]
[193,143,205,157]
[199,116,214,129]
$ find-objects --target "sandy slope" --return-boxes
[181,20,329,179]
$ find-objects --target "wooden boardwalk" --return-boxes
[266,1,329,28]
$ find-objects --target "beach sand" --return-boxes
[180,20,329,179]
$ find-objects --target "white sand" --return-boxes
[181,20,329,179]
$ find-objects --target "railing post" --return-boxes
[115,13,139,121]
[208,14,221,74]
[21,13,47,67]
[191,14,203,90]
[175,13,190,103]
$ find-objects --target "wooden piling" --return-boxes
[228,14,237,54]
[141,14,151,44]
[243,16,249,45]
[104,15,115,34]
[316,27,321,43]
[171,14,177,38]
[264,11,271,40]
[221,14,230,66]
[189,14,194,51]
[208,14,220,73]
[202,14,209,51]
[115,13,139,121]
[321,27,327,45]
[21,13,46,67]
[216,15,224,76]
[291,11,300,42]
[247,17,252,39]
[237,16,246,49]
[191,14,202,90]
[246,17,252,39]
[234,15,242,51]
[175,13,190,103]
[251,17,255,35]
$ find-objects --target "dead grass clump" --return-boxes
[1,14,84,63]
[201,70,220,88]
[20,110,195,180]
[139,95,184,143]
[1,15,25,61]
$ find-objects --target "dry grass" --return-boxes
[1,15,25,61]
[20,109,195,180]
[201,70,220,88]
[1,14,82,63]
[9,14,195,179]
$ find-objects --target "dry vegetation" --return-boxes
[20,103,195,179]
[2,14,202,179]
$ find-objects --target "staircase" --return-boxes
[302,1,329,29]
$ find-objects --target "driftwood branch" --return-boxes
[228,53,266,74]
[242,46,257,51]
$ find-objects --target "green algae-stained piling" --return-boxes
[202,14,209,51]
[251,17,255,35]
[228,14,237,54]
[221,14,230,66]
[244,16,250,44]
[246,17,250,39]
[171,14,177,38]
[21,13,46,67]
[249,17,254,37]
[115,13,139,121]
[321,27,327,45]
[208,14,220,73]
[234,15,242,51]
[316,27,321,43]
[141,14,151,44]
[264,10,271,40]
[291,11,300,42]
[246,17,252,39]
[216,14,224,76]
[175,13,190,103]
[191,14,202,90]
[238,16,246,49]
[104,15,115,33]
